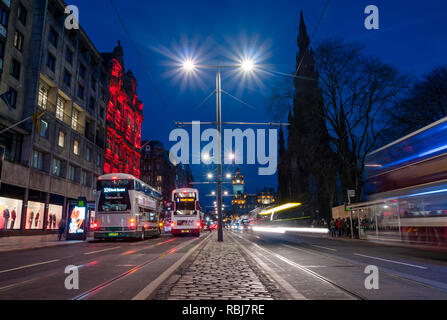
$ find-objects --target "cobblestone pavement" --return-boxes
[166,231,276,300]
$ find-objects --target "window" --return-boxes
[71,109,80,131]
[89,97,95,110]
[96,154,101,167]
[64,70,71,87]
[52,158,61,177]
[91,78,96,91]
[0,6,8,28]
[127,116,131,128]
[65,47,73,64]
[58,130,65,148]
[38,83,48,109]
[81,171,87,186]
[17,4,27,25]
[68,165,75,181]
[79,64,86,79]
[10,59,21,80]
[77,84,84,100]
[47,53,56,72]
[32,150,43,170]
[73,140,80,155]
[39,120,49,139]
[100,107,104,118]
[49,28,58,47]
[86,147,91,162]
[8,87,18,109]
[0,41,5,70]
[13,31,24,52]
[56,97,65,121]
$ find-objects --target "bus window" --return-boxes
[98,185,131,212]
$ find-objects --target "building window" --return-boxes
[65,47,73,64]
[47,52,56,72]
[89,97,95,111]
[77,84,84,100]
[56,97,65,121]
[32,150,43,170]
[8,87,18,109]
[100,107,104,118]
[38,83,48,109]
[58,130,65,148]
[96,154,101,167]
[71,109,80,131]
[64,70,71,87]
[52,158,61,177]
[49,28,58,47]
[68,165,75,181]
[17,4,27,25]
[73,139,80,155]
[13,31,24,52]
[10,59,21,80]
[0,6,8,28]
[39,120,49,139]
[0,40,5,70]
[91,78,96,91]
[79,64,86,79]
[86,147,91,162]
[81,171,87,186]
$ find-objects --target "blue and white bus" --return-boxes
[93,173,163,240]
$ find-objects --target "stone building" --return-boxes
[0,0,108,235]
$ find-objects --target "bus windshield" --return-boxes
[174,192,197,214]
[97,179,132,212]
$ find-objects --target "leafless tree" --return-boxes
[315,38,409,201]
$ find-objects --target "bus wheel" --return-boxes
[141,229,145,241]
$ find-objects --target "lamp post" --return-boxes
[181,59,255,242]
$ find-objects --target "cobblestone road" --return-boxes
[167,231,276,300]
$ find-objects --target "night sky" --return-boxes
[70,0,447,209]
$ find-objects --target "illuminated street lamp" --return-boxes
[226,173,232,179]
[207,173,213,179]
[181,57,256,242]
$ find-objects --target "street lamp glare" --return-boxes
[241,59,255,72]
[207,173,213,179]
[183,60,195,72]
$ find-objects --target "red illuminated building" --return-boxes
[102,42,143,177]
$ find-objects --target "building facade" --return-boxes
[140,140,193,202]
[101,42,143,178]
[0,0,109,235]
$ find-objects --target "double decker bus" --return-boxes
[93,173,163,240]
[170,188,203,236]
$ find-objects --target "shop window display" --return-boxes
[0,198,23,230]
[47,204,62,230]
[26,201,45,230]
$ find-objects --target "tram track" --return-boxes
[71,236,203,300]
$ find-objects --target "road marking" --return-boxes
[354,253,428,269]
[132,234,211,300]
[0,259,61,274]
[84,247,121,255]
[311,245,337,252]
[230,233,306,300]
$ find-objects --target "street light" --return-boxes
[207,173,213,179]
[211,191,216,196]
[180,57,256,242]
[183,59,195,72]
[226,173,232,179]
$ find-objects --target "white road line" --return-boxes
[84,247,121,255]
[354,253,428,269]
[0,259,61,274]
[311,245,337,252]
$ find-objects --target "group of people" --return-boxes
[314,217,360,238]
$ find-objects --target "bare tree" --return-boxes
[315,38,409,201]
[385,66,447,141]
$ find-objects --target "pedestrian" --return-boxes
[342,218,347,237]
[330,219,336,237]
[58,218,66,241]
[347,218,352,238]
[336,218,342,237]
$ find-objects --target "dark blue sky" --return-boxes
[71,0,447,208]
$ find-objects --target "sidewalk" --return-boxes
[164,231,276,300]
[0,234,91,253]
